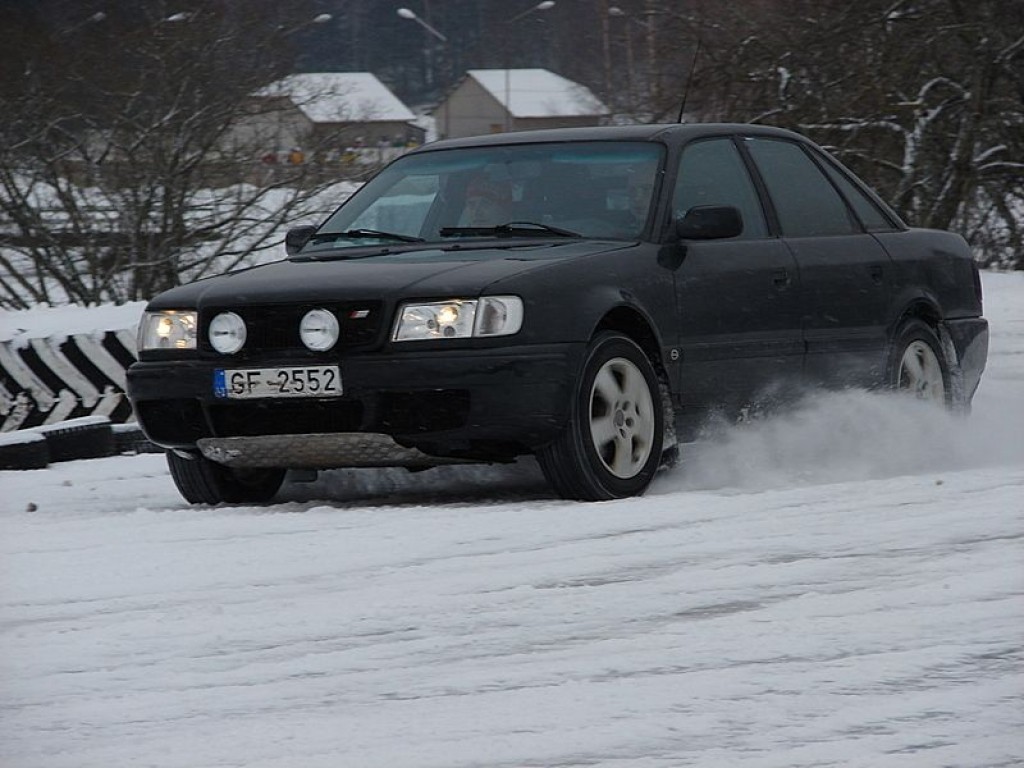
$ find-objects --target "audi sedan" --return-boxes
[127,124,988,504]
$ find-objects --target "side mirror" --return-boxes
[285,225,317,255]
[675,205,743,240]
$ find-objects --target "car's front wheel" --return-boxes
[539,332,664,501]
[889,319,951,406]
[166,451,285,505]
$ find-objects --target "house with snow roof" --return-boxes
[234,72,425,159]
[432,69,608,140]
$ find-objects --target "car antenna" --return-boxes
[677,37,702,123]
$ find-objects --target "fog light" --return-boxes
[299,308,340,351]
[209,311,246,354]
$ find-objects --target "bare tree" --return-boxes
[0,0,350,309]
[643,0,1024,267]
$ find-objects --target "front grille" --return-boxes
[206,390,468,439]
[200,302,383,358]
[208,399,365,437]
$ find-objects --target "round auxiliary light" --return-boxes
[208,311,247,354]
[299,308,340,351]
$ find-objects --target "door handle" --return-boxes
[772,268,791,288]
[869,265,884,284]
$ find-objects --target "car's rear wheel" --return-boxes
[890,319,950,406]
[539,332,664,501]
[166,451,285,505]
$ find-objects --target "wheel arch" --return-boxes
[592,305,679,453]
[890,296,943,337]
[592,304,666,377]
[887,304,969,410]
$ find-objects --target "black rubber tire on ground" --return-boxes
[114,424,163,455]
[166,451,286,505]
[538,332,664,501]
[40,419,115,462]
[0,434,51,470]
[887,319,952,408]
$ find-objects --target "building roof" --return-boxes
[465,69,607,118]
[259,72,416,124]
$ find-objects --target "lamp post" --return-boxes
[503,1,556,132]
[397,7,451,138]
[608,4,660,117]
[608,6,636,113]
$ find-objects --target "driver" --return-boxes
[459,175,513,227]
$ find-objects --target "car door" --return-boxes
[742,137,894,388]
[670,137,805,417]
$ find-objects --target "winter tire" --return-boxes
[889,319,951,407]
[538,332,664,501]
[167,450,285,505]
[0,431,51,470]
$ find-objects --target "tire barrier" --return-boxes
[0,429,50,470]
[0,326,164,467]
[0,417,161,470]
[35,415,116,462]
[0,329,137,432]
[113,422,164,455]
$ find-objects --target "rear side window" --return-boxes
[745,138,857,237]
[817,158,898,232]
[673,138,767,239]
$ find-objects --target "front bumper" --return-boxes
[127,342,584,464]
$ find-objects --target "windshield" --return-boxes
[310,141,664,251]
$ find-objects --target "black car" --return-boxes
[127,124,988,504]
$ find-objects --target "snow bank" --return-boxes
[0,301,145,344]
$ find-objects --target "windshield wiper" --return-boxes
[439,221,582,239]
[312,228,425,244]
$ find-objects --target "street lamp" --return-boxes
[607,6,636,111]
[503,1,556,131]
[57,10,107,36]
[397,7,452,137]
[396,8,448,43]
[608,4,661,118]
[507,0,555,24]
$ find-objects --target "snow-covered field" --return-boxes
[1,273,1022,768]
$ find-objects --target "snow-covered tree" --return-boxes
[652,0,1023,266]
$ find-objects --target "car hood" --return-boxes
[148,240,632,309]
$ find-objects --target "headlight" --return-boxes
[474,296,525,337]
[299,308,339,351]
[208,311,247,354]
[137,310,197,351]
[392,296,523,342]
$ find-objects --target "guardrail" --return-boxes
[0,325,165,468]
[1,329,137,431]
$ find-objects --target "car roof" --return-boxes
[414,123,809,153]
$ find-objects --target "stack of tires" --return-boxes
[0,417,160,470]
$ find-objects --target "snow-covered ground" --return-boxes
[1,273,1022,768]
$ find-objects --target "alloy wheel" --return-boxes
[588,357,656,478]
[898,340,946,402]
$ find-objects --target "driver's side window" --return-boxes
[673,138,767,239]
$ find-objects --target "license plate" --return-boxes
[213,365,342,399]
